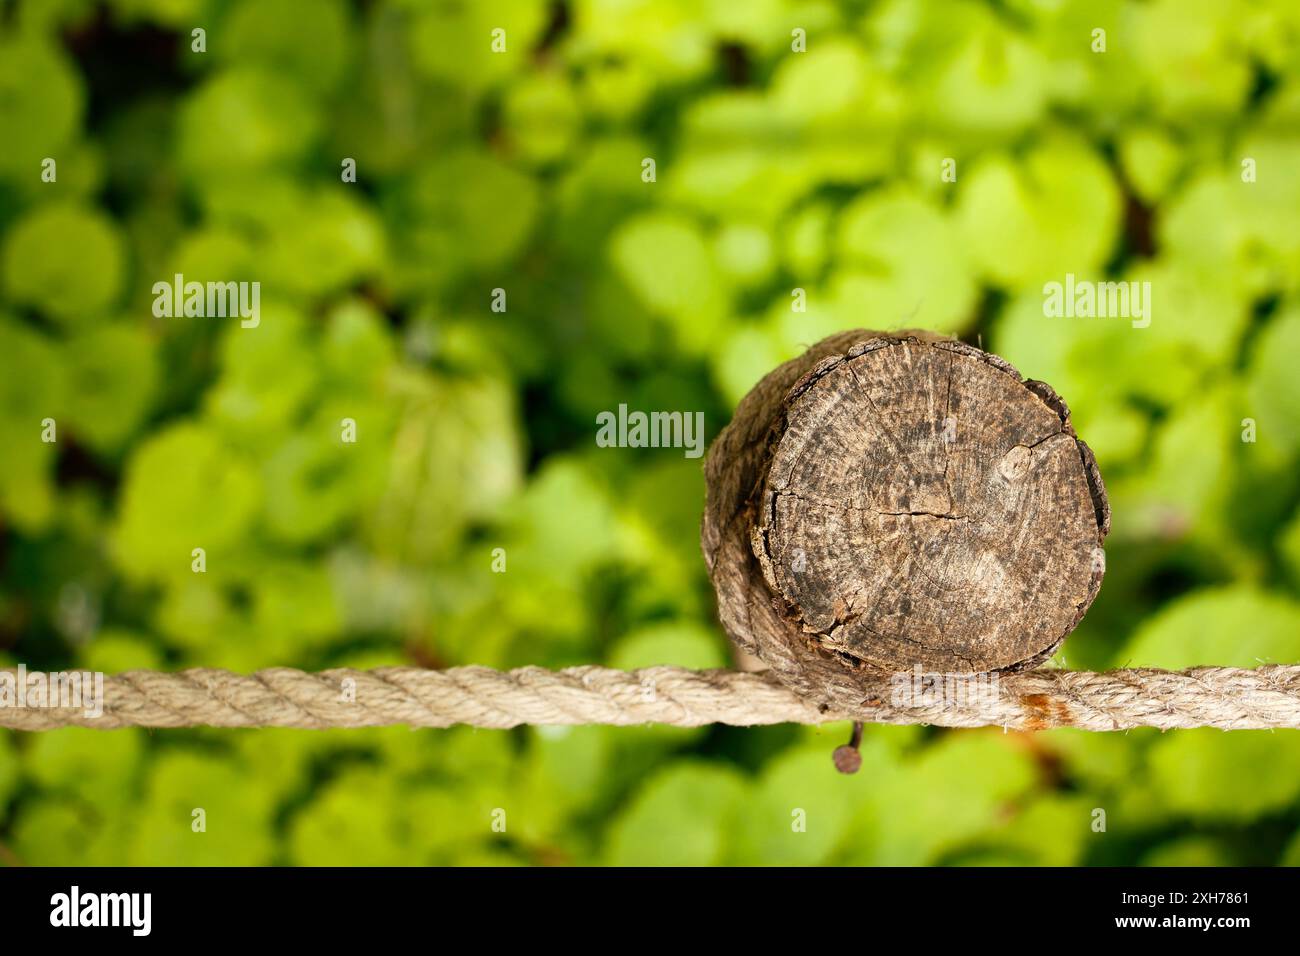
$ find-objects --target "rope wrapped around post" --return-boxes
[4,332,1294,735]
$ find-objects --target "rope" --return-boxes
[4,664,1300,731]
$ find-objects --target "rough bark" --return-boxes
[702,331,1109,709]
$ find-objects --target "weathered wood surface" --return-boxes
[703,331,1109,710]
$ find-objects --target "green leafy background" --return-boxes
[2,0,1300,866]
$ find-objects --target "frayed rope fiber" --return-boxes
[4,664,1300,732]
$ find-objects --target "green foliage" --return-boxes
[0,317,64,531]
[849,733,1037,865]
[131,750,275,865]
[112,423,261,582]
[608,621,728,670]
[177,69,322,181]
[1121,586,1300,668]
[606,762,747,866]
[63,325,159,453]
[957,136,1121,289]
[836,189,976,332]
[2,203,125,323]
[1149,731,1300,823]
[389,149,540,296]
[217,0,355,94]
[289,769,412,866]
[26,728,144,812]
[3,0,1300,868]
[0,735,16,827]
[730,744,857,865]
[0,34,84,178]
[1142,837,1236,867]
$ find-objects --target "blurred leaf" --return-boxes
[389,149,540,296]
[1108,384,1249,549]
[849,732,1036,865]
[260,188,387,297]
[2,203,124,323]
[0,34,84,178]
[1141,836,1237,867]
[1246,302,1300,464]
[983,794,1095,867]
[1149,729,1300,823]
[924,21,1051,135]
[730,744,856,865]
[1120,585,1300,668]
[11,798,128,866]
[290,768,414,866]
[178,68,321,181]
[605,761,747,865]
[218,0,354,93]
[82,629,165,672]
[503,72,583,165]
[610,211,728,354]
[63,324,159,453]
[1131,0,1253,122]
[956,135,1121,288]
[1282,829,1300,866]
[26,728,143,810]
[834,189,977,332]
[1045,728,1142,791]
[131,751,274,865]
[367,371,523,563]
[0,735,16,827]
[204,303,319,446]
[0,317,64,531]
[1119,127,1183,204]
[112,422,261,582]
[570,0,712,83]
[407,0,549,92]
[608,621,727,670]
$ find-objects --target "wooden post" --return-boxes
[703,331,1109,693]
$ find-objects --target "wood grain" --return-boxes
[704,331,1108,698]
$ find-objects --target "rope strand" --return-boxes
[4,664,1300,731]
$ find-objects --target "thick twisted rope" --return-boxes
[4,664,1300,731]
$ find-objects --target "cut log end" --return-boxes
[705,331,1108,682]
